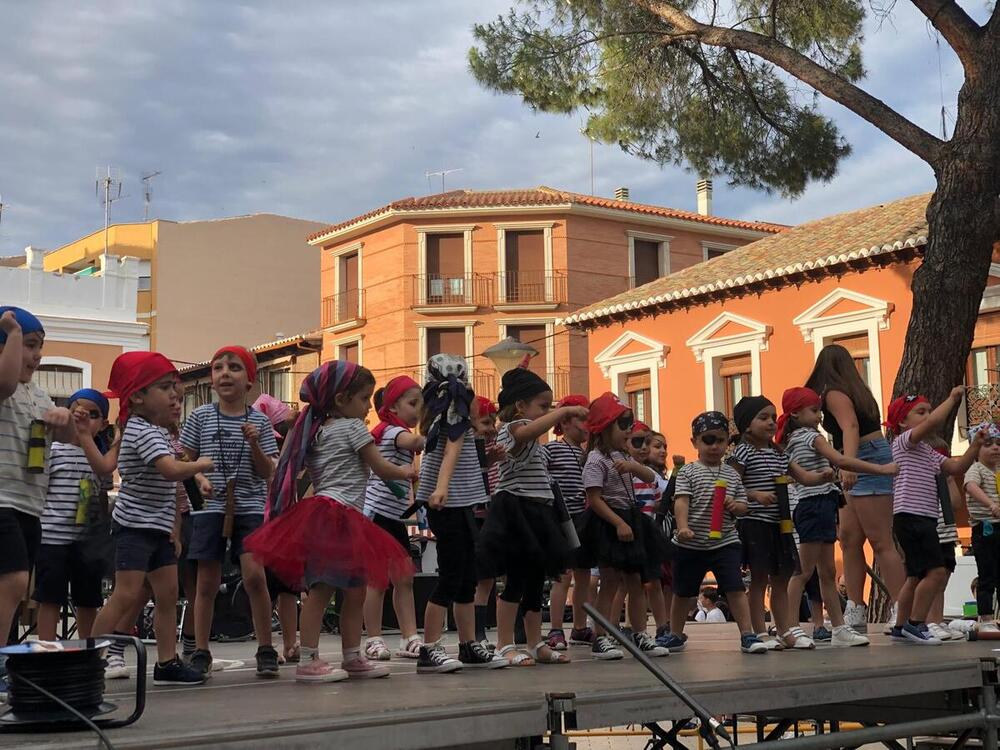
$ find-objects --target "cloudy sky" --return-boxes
[0,1,982,255]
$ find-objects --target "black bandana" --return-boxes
[692,411,731,436]
[733,396,774,436]
[497,367,551,409]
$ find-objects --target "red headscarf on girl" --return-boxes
[585,392,629,435]
[884,395,930,435]
[472,396,497,419]
[776,386,822,443]
[371,375,420,445]
[212,345,257,385]
[105,351,178,426]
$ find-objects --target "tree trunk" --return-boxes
[892,40,1000,429]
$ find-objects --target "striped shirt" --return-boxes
[495,420,553,501]
[964,462,999,525]
[543,440,586,515]
[729,442,788,524]
[633,473,668,515]
[417,429,489,509]
[786,428,837,501]
[114,417,176,534]
[0,381,56,516]
[672,461,746,550]
[890,430,945,518]
[40,443,102,545]
[307,418,373,512]
[581,450,636,511]
[180,405,278,516]
[364,426,414,520]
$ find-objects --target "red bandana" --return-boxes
[106,351,178,425]
[212,345,257,385]
[371,375,420,444]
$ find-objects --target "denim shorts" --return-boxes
[849,438,894,497]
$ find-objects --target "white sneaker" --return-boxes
[844,601,867,633]
[831,625,870,647]
[758,633,784,651]
[782,627,815,650]
[931,623,958,641]
[927,623,949,641]
[882,603,899,635]
[104,654,129,679]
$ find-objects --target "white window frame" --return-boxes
[686,312,771,412]
[700,240,740,261]
[495,221,555,305]
[593,331,669,431]
[415,224,476,308]
[792,288,893,415]
[38,356,92,389]
[627,230,672,288]
[328,241,364,330]
[497,317,558,391]
[330,333,363,365]
[416,320,476,383]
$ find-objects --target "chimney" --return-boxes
[696,178,713,216]
[614,186,630,201]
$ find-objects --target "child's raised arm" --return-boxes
[509,406,588,446]
[910,387,965,445]
[943,430,985,477]
[77,421,120,477]
[0,313,22,400]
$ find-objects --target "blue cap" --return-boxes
[68,388,110,419]
[0,306,44,344]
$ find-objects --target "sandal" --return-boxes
[283,644,300,664]
[395,634,423,659]
[529,641,570,664]
[364,637,391,661]
[498,644,535,667]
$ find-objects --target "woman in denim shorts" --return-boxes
[806,345,905,632]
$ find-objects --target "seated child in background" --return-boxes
[694,586,727,623]
[964,423,1000,630]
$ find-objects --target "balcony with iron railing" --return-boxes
[472,367,571,401]
[494,270,567,310]
[411,273,490,311]
[322,289,366,330]
[966,384,1000,426]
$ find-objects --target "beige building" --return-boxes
[44,214,326,365]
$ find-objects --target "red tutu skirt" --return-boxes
[244,496,415,591]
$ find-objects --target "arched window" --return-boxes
[36,358,90,407]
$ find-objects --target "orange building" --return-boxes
[308,186,782,400]
[565,192,1000,464]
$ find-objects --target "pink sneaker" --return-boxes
[342,655,391,679]
[295,658,348,683]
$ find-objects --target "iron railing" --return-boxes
[966,384,1000,426]
[410,273,489,307]
[495,270,567,305]
[322,289,365,327]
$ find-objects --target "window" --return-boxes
[701,241,739,261]
[504,230,546,302]
[425,328,466,359]
[339,251,360,320]
[265,368,293,403]
[138,276,152,291]
[34,365,84,406]
[623,371,651,424]
[831,333,871,387]
[632,240,661,287]
[426,233,467,303]
[718,354,751,416]
[706,248,726,260]
[340,342,360,364]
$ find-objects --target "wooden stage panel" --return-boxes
[1,627,996,750]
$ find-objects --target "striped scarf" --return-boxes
[268,360,358,517]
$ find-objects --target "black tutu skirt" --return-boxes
[578,505,669,582]
[477,491,573,579]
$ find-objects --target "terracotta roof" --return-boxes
[563,192,931,328]
[307,186,786,242]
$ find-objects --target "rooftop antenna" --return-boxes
[96,166,124,255]
[141,170,162,221]
[580,125,595,196]
[425,168,463,193]
[0,193,5,228]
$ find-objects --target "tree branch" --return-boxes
[909,0,981,65]
[726,48,793,136]
[640,0,945,165]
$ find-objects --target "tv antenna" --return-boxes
[425,168,463,193]
[141,171,162,221]
[96,166,124,255]
[0,194,5,228]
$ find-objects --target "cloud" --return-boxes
[0,0,970,254]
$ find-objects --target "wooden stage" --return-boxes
[2,625,999,750]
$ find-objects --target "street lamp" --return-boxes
[483,336,538,376]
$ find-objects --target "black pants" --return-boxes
[427,507,477,607]
[501,555,545,612]
[973,524,1000,618]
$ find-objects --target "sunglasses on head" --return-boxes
[629,435,648,449]
[697,433,727,446]
[616,415,634,431]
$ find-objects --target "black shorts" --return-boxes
[671,543,744,599]
[177,512,194,562]
[32,542,105,607]
[189,512,263,564]
[372,513,410,553]
[738,518,797,578]
[893,513,946,579]
[793,493,839,544]
[112,523,176,573]
[940,541,957,574]
[0,508,41,576]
